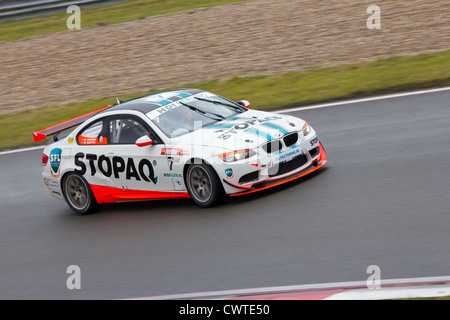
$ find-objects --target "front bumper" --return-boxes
[225,141,327,196]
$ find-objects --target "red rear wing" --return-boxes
[32,106,110,143]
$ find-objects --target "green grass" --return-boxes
[1,49,449,150]
[0,0,246,43]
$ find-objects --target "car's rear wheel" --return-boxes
[62,172,100,215]
[186,163,225,208]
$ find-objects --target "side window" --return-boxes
[78,120,108,145]
[109,117,151,145]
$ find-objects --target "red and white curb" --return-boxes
[128,276,450,300]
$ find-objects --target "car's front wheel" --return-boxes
[62,172,100,215]
[185,163,225,208]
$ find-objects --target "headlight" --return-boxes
[302,122,312,136]
[218,149,256,162]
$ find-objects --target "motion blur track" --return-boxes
[1,88,449,299]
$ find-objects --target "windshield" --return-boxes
[149,94,245,138]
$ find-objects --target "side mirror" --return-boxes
[135,135,154,147]
[237,100,250,109]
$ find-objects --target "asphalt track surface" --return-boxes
[1,89,449,299]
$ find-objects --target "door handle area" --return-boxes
[106,152,115,157]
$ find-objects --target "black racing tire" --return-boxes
[62,172,100,215]
[185,163,226,208]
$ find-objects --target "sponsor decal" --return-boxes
[74,153,158,184]
[147,93,208,120]
[49,148,62,178]
[77,135,107,145]
[251,163,259,167]
[44,178,59,187]
[217,116,282,140]
[161,148,190,156]
[68,137,74,144]
[156,104,177,114]
[163,172,183,178]
[225,168,234,179]
[274,148,302,164]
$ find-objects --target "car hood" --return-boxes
[173,109,305,151]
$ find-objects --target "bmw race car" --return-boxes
[33,89,327,214]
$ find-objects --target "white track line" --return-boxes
[2,86,450,156]
[275,86,450,113]
[0,145,44,156]
[126,275,450,300]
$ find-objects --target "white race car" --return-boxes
[34,89,327,214]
